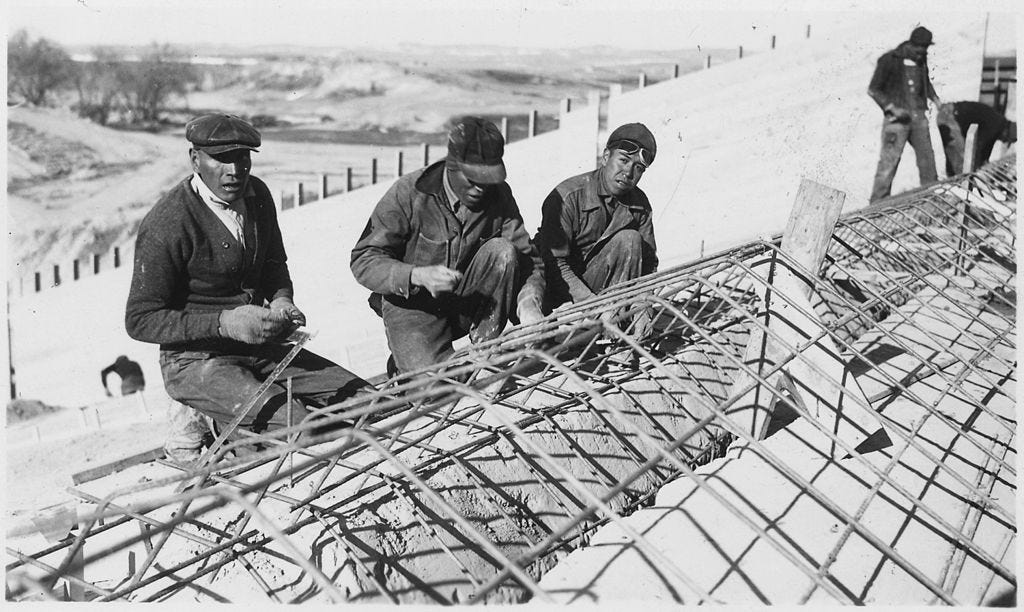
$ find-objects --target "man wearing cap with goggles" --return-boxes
[351,116,546,376]
[534,122,659,311]
[126,113,370,465]
[868,25,943,203]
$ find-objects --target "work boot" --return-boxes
[163,446,203,469]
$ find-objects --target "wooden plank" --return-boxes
[71,447,165,485]
[725,179,890,456]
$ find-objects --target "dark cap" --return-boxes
[606,122,657,164]
[909,26,934,46]
[185,114,261,154]
[447,116,506,184]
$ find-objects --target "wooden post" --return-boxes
[395,150,404,177]
[705,55,712,69]
[421,143,430,167]
[371,158,378,184]
[113,247,121,268]
[771,35,776,49]
[672,64,680,78]
[34,272,41,293]
[320,174,328,200]
[345,167,353,192]
[738,45,744,59]
[806,24,811,39]
[500,117,509,141]
[53,265,61,287]
[295,181,304,206]
[964,124,979,172]
[92,254,100,274]
[638,72,647,88]
[527,110,538,137]
[725,179,890,457]
[73,259,80,281]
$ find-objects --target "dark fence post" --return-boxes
[53,264,61,287]
[114,247,121,268]
[421,143,430,167]
[346,167,353,192]
[528,110,538,138]
[73,259,80,281]
[93,254,100,274]
[371,159,378,185]
[396,151,404,177]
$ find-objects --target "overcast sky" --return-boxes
[5,0,1018,51]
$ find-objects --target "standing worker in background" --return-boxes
[351,116,546,376]
[126,113,371,465]
[936,100,1017,176]
[868,26,943,203]
[533,122,659,313]
[101,355,145,396]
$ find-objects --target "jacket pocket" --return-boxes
[408,232,450,268]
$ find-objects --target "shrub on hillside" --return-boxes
[7,399,68,425]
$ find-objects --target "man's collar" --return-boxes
[190,173,254,208]
[583,168,645,211]
[441,166,459,209]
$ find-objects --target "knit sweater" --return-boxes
[125,175,293,351]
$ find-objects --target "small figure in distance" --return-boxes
[101,355,145,397]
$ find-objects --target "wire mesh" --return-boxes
[6,156,1016,605]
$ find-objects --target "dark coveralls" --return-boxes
[868,42,939,202]
[351,160,545,374]
[101,355,145,395]
[938,101,1015,175]
[534,168,658,311]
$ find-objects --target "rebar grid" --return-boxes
[7,157,1015,604]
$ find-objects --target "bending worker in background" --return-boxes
[101,355,145,397]
[126,113,370,465]
[868,26,943,203]
[533,122,659,315]
[936,100,1017,176]
[351,116,546,376]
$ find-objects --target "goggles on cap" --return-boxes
[608,139,654,167]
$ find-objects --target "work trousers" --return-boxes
[937,106,966,178]
[160,343,370,449]
[869,110,938,203]
[383,237,519,374]
[548,228,645,310]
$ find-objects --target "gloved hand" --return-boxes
[411,265,463,298]
[270,297,306,327]
[884,104,911,123]
[517,299,545,327]
[218,305,290,344]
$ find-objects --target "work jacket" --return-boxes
[350,160,544,311]
[868,42,937,114]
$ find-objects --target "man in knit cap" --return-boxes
[533,122,659,311]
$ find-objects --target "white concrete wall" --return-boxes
[8,102,600,406]
[607,16,988,267]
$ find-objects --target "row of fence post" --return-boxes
[27,246,124,293]
[18,25,813,294]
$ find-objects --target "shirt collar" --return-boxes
[441,166,460,211]
[190,173,251,209]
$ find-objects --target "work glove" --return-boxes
[270,297,306,327]
[884,104,911,123]
[517,298,545,327]
[218,305,290,345]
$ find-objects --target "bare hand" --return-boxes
[411,265,463,298]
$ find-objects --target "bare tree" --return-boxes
[118,43,196,123]
[73,47,124,125]
[7,29,73,106]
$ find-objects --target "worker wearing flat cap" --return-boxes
[868,26,943,202]
[351,116,545,376]
[126,113,370,465]
[534,122,659,312]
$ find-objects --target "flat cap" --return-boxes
[909,26,934,46]
[448,116,506,184]
[606,122,657,165]
[185,114,261,154]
